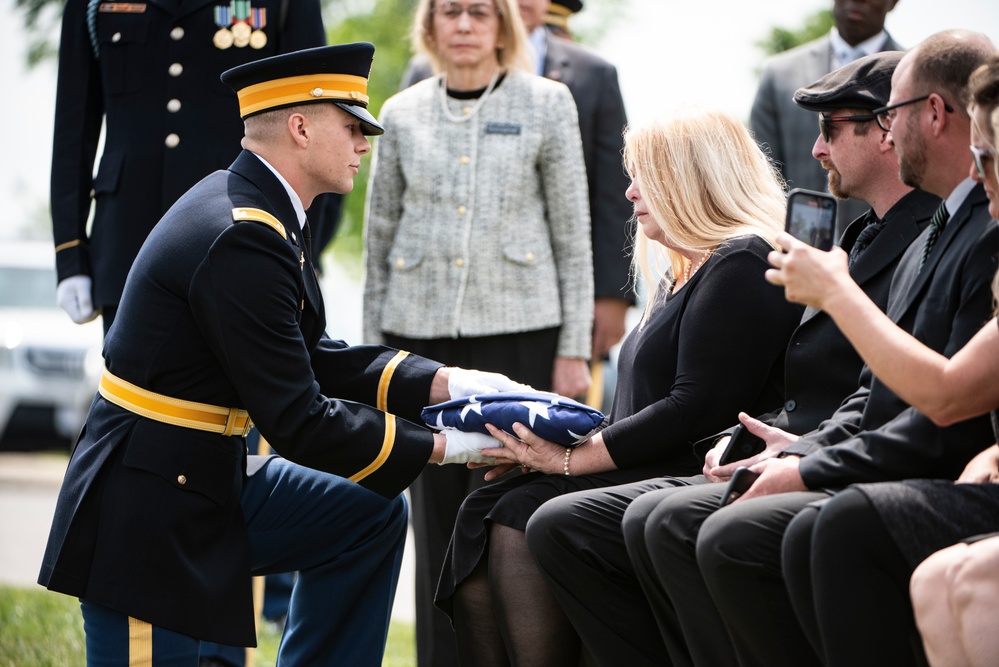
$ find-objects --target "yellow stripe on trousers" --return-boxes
[128,616,153,666]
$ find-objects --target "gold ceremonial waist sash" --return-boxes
[98,368,254,437]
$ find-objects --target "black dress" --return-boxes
[857,406,999,568]
[435,235,804,616]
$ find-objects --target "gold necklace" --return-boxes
[683,249,713,283]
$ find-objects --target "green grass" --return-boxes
[0,584,415,666]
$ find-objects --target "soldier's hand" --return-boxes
[447,368,533,399]
[56,275,99,324]
[438,429,502,465]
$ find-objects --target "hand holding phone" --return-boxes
[785,188,837,251]
[719,467,762,507]
[718,424,766,466]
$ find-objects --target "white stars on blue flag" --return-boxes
[423,391,607,447]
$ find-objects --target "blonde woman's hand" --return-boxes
[481,422,567,481]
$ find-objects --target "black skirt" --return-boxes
[433,460,700,619]
[856,479,999,568]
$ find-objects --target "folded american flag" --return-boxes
[422,391,608,447]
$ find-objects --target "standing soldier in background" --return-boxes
[51,0,341,337]
[544,0,579,40]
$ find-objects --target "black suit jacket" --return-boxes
[39,151,441,645]
[51,0,339,309]
[792,184,998,486]
[775,190,938,435]
[401,31,634,302]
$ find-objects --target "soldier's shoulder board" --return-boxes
[231,207,287,240]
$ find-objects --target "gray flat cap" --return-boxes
[794,50,905,112]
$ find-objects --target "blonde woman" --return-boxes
[435,108,803,667]
[362,1,593,663]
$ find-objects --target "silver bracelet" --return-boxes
[563,447,572,476]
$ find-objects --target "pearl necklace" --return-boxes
[683,249,713,283]
[439,68,502,123]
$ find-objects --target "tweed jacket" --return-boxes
[401,31,633,303]
[363,70,593,358]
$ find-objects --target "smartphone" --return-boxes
[785,188,837,251]
[718,424,766,466]
[719,467,762,507]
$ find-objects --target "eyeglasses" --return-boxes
[873,94,955,132]
[818,112,876,142]
[432,2,501,21]
[971,144,996,180]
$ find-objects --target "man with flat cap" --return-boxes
[750,0,903,238]
[37,42,516,666]
[523,51,942,667]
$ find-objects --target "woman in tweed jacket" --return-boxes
[362,1,593,664]
[363,7,592,388]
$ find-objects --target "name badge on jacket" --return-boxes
[485,122,521,135]
[99,2,147,11]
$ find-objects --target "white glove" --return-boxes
[440,429,502,465]
[56,275,98,324]
[447,368,533,400]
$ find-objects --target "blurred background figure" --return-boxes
[543,0,580,40]
[363,1,593,664]
[750,0,902,237]
[50,0,342,338]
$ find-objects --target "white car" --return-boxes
[0,241,103,444]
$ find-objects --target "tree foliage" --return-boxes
[757,9,834,56]
[325,0,419,272]
[15,0,64,66]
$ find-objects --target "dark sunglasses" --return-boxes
[818,112,877,142]
[971,144,997,180]
[873,94,955,132]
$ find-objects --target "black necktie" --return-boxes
[919,203,950,270]
[848,212,884,268]
[302,218,313,253]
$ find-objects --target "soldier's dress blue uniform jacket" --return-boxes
[51,0,338,311]
[38,149,443,646]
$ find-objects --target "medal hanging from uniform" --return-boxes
[213,1,267,50]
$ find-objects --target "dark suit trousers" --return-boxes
[636,483,828,667]
[526,477,701,667]
[783,489,928,667]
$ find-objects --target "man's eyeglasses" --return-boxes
[818,112,876,142]
[873,94,955,132]
[433,2,501,21]
[971,144,996,180]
